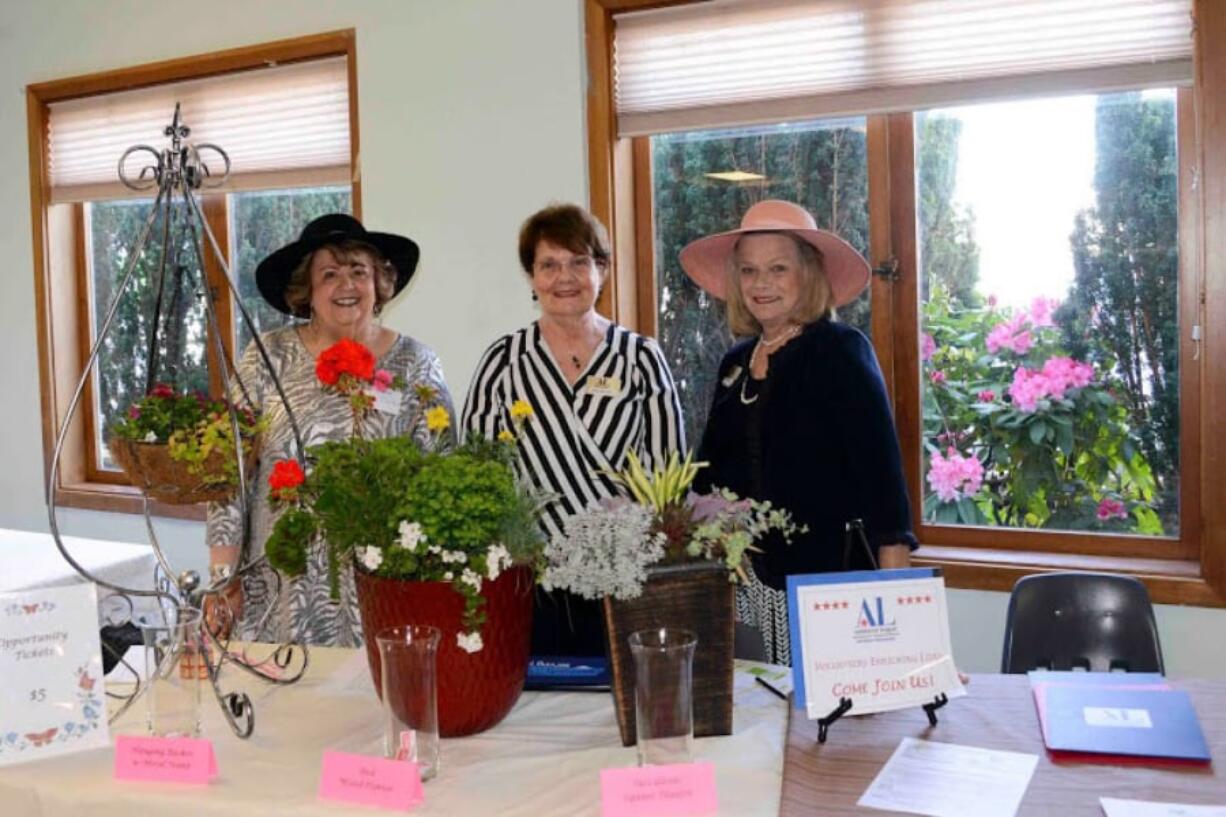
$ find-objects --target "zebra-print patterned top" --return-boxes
[460,322,685,539]
[206,326,454,647]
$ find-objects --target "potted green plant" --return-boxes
[264,340,545,737]
[108,384,264,504]
[542,452,803,746]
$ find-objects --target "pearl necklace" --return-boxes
[739,324,802,405]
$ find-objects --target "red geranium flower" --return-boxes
[316,338,376,386]
[268,459,306,501]
[150,383,175,399]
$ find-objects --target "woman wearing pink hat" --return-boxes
[681,199,915,665]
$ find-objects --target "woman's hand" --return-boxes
[878,544,912,569]
[205,546,243,639]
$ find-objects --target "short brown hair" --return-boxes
[724,233,835,336]
[284,240,397,319]
[517,204,612,274]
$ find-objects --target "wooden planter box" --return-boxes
[602,561,735,746]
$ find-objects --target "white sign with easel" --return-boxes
[787,568,965,741]
[0,583,109,766]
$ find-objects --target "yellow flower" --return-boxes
[497,429,516,443]
[425,406,451,433]
[509,400,534,421]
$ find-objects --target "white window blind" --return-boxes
[47,57,351,203]
[614,0,1194,136]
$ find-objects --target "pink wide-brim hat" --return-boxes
[678,199,871,307]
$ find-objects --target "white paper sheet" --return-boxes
[1101,798,1226,817]
[858,737,1038,817]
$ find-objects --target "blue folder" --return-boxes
[524,656,610,691]
[1044,685,1211,762]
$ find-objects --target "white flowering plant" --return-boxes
[543,453,805,600]
[265,394,544,652]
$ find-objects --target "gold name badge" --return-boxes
[585,375,622,396]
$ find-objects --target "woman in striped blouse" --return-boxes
[461,204,686,657]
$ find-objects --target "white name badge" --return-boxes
[1085,707,1153,729]
[0,583,110,766]
[371,388,404,416]
[584,376,622,396]
[787,569,966,718]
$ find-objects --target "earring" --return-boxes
[531,292,539,302]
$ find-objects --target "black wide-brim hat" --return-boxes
[255,213,420,316]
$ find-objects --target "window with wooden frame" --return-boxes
[585,0,1226,605]
[28,30,361,520]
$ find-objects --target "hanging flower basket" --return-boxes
[108,435,260,505]
[108,385,263,505]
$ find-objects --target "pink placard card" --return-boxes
[600,762,719,817]
[318,750,424,811]
[113,736,218,785]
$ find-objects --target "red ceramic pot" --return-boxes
[355,564,534,737]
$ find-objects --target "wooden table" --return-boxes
[781,674,1226,815]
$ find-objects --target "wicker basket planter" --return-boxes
[602,560,735,746]
[108,436,259,505]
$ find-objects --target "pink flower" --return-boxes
[372,369,394,392]
[127,405,141,419]
[1028,297,1060,328]
[987,294,998,308]
[977,390,995,402]
[986,315,1032,355]
[1096,498,1127,521]
[929,370,946,385]
[1008,367,1048,413]
[1008,357,1095,413]
[926,447,984,503]
[921,333,937,362]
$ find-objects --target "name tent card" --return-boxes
[600,762,718,817]
[114,736,218,784]
[318,750,424,811]
[0,583,109,767]
[787,569,965,718]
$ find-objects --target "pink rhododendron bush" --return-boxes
[921,286,1160,534]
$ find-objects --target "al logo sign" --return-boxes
[854,596,899,643]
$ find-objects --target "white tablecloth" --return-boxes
[0,528,157,596]
[0,646,787,816]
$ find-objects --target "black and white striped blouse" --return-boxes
[461,322,686,538]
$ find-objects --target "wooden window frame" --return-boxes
[28,30,363,520]
[586,0,1226,605]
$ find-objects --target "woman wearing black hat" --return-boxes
[205,214,454,647]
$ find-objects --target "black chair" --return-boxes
[1000,572,1164,674]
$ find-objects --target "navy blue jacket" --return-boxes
[695,319,917,589]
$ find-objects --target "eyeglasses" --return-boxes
[533,256,597,278]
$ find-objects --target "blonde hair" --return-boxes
[723,232,835,336]
[285,240,397,319]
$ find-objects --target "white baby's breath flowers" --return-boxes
[443,571,453,581]
[543,503,664,601]
[441,549,468,565]
[485,544,513,581]
[357,546,384,572]
[456,630,484,653]
[397,520,427,552]
[143,431,158,443]
[460,568,482,593]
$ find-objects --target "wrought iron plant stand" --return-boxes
[46,105,310,737]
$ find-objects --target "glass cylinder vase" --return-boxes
[629,627,697,766]
[139,606,204,738]
[376,624,441,781]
